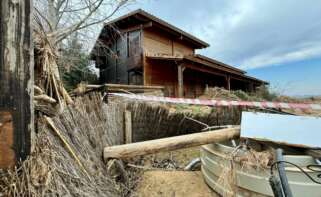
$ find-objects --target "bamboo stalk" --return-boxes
[44,116,91,180]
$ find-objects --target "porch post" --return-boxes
[226,75,231,90]
[249,82,254,92]
[177,64,185,97]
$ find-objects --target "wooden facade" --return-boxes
[91,9,267,97]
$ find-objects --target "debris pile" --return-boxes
[199,87,265,101]
[0,93,125,196]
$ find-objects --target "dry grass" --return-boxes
[214,145,274,197]
[34,25,73,111]
[0,93,125,197]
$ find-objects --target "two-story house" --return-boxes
[90,9,267,97]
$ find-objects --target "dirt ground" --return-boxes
[126,146,219,197]
[134,170,219,197]
[135,146,201,168]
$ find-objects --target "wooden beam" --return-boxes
[87,84,165,90]
[185,63,227,78]
[124,110,132,144]
[177,64,185,97]
[184,56,243,76]
[104,127,240,160]
[230,75,249,83]
[120,22,153,34]
[0,0,33,169]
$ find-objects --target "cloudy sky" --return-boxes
[112,0,321,96]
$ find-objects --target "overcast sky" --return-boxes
[106,0,321,96]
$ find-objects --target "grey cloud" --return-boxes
[124,0,321,70]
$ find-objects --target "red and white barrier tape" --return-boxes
[110,93,321,110]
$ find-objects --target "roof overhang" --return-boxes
[90,9,210,60]
[145,54,268,85]
[103,9,209,49]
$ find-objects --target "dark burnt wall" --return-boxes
[97,29,143,85]
[0,1,33,169]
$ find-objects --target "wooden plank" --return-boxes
[124,110,132,144]
[173,40,194,56]
[0,0,33,168]
[120,22,152,34]
[104,127,240,160]
[241,112,321,148]
[87,84,165,90]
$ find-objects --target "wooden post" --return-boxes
[226,75,231,91]
[248,82,254,92]
[104,127,240,160]
[0,0,33,169]
[124,110,132,144]
[177,64,185,97]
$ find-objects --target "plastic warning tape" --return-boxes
[110,93,321,110]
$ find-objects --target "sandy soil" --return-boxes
[136,146,201,168]
[135,170,219,197]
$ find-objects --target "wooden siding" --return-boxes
[144,59,178,96]
[173,40,194,56]
[143,28,194,56]
[116,34,128,84]
[143,28,172,54]
[143,28,196,96]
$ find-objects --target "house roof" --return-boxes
[145,54,268,85]
[103,9,210,49]
[192,54,246,74]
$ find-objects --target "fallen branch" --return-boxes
[104,126,240,160]
[44,116,91,180]
[127,163,180,171]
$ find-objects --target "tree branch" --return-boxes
[52,0,128,43]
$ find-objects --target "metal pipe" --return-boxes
[184,158,201,171]
[276,148,293,197]
[269,175,284,197]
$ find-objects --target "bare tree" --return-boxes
[33,0,130,109]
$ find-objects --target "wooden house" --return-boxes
[90,9,267,97]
